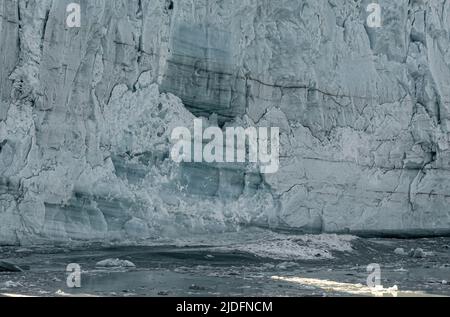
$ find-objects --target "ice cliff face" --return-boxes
[1,0,450,245]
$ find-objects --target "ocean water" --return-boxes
[1,229,450,297]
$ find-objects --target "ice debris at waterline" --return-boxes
[96,259,136,268]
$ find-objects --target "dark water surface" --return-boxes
[1,235,449,297]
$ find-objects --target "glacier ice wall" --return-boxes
[1,0,450,245]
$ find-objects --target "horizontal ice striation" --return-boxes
[1,0,450,245]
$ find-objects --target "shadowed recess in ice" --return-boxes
[160,23,246,124]
[1,0,450,245]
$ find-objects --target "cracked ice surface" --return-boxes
[1,0,450,245]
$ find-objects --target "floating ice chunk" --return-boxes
[276,262,299,270]
[409,248,426,258]
[394,248,407,256]
[0,261,26,272]
[96,258,136,268]
[1,281,22,288]
[15,248,33,253]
